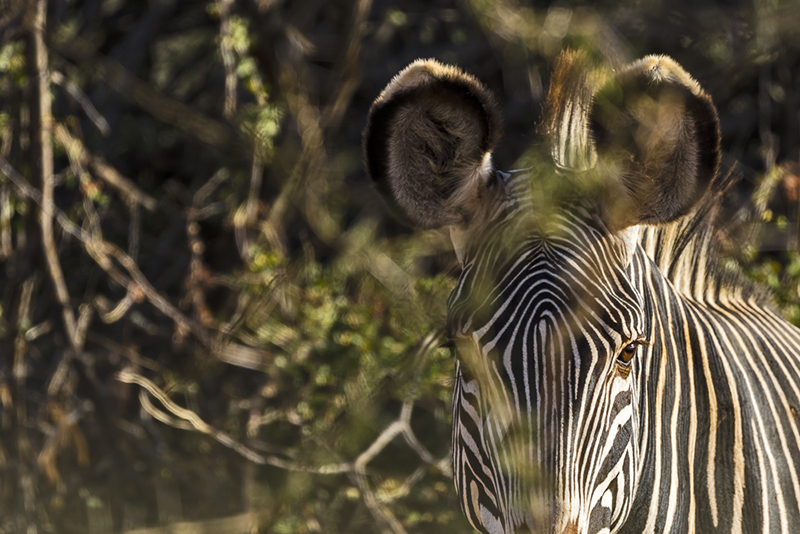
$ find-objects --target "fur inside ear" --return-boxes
[590,55,721,230]
[363,59,502,229]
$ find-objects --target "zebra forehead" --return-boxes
[450,228,645,342]
[462,183,637,274]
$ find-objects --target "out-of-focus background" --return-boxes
[0,0,798,532]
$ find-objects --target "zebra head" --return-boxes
[364,52,720,534]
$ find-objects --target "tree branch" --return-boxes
[50,70,111,136]
[54,34,242,154]
[54,123,157,211]
[28,0,79,351]
[0,155,211,347]
[218,0,237,120]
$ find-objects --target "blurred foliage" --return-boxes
[0,0,799,533]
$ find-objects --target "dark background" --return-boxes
[0,0,799,532]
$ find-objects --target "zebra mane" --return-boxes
[639,169,772,307]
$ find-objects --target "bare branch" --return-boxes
[350,471,408,534]
[353,420,406,473]
[86,238,212,345]
[138,389,194,431]
[234,144,263,259]
[54,123,158,211]
[55,34,241,154]
[28,0,78,351]
[13,274,38,527]
[85,332,163,372]
[128,200,141,260]
[50,70,111,136]
[218,0,237,120]
[119,368,266,463]
[0,156,211,346]
[116,368,352,475]
[13,276,37,384]
[212,341,273,370]
[94,290,137,324]
[0,183,12,259]
[320,0,373,130]
[192,168,230,208]
[0,119,12,259]
[376,465,427,503]
[185,178,216,327]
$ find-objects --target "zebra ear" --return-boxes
[590,55,721,230]
[363,59,502,229]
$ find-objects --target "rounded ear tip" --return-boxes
[381,58,468,94]
[368,59,503,149]
[624,55,711,101]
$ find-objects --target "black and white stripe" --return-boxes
[449,170,800,533]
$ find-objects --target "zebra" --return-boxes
[363,51,800,534]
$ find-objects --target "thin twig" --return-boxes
[13,276,37,384]
[13,274,37,528]
[128,200,141,260]
[94,290,137,324]
[0,182,12,259]
[54,123,157,211]
[218,0,237,120]
[86,332,163,371]
[376,465,427,503]
[116,368,352,475]
[55,34,241,153]
[0,119,12,259]
[185,170,227,328]
[342,333,448,533]
[138,389,194,431]
[28,0,78,351]
[235,143,263,260]
[192,168,230,208]
[0,156,211,346]
[320,0,373,129]
[86,238,212,345]
[349,471,408,534]
[50,70,111,135]
[353,420,405,473]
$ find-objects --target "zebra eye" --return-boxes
[617,343,638,366]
